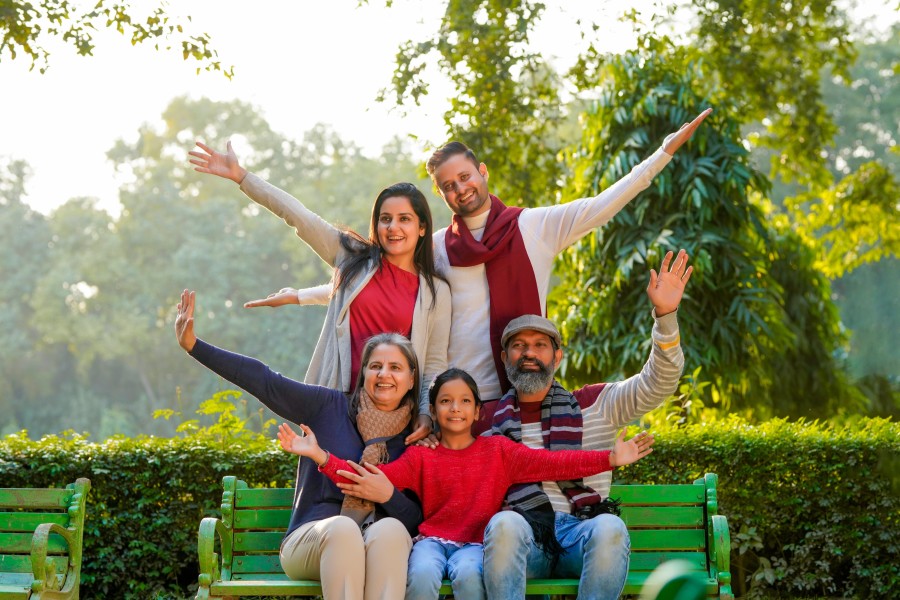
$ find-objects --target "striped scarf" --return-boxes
[490,382,619,563]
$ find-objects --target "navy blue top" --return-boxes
[189,339,423,538]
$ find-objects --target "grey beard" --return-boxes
[505,359,555,395]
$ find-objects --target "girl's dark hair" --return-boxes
[428,368,483,407]
[349,332,419,426]
[334,183,444,306]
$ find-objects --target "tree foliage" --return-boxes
[552,45,839,417]
[821,23,900,179]
[811,24,900,396]
[380,1,899,418]
[687,0,856,188]
[0,0,232,76]
[0,97,435,438]
[383,0,567,206]
[787,160,900,278]
[0,160,55,428]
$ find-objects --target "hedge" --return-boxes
[1,417,897,599]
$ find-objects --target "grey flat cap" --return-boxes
[501,314,562,349]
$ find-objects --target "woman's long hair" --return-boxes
[349,332,419,426]
[334,182,444,306]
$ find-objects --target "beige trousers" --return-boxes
[279,515,412,600]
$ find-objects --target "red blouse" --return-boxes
[348,257,419,390]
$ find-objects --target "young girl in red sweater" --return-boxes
[277,368,654,600]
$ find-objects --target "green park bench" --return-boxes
[196,473,733,599]
[0,478,91,600]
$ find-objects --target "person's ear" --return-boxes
[555,347,563,365]
[479,163,488,180]
[500,350,507,363]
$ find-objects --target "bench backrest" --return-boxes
[218,474,724,585]
[0,478,90,591]
[615,474,723,588]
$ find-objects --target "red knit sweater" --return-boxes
[320,435,612,543]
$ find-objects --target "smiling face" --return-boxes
[431,153,490,217]
[501,330,563,396]
[431,377,480,435]
[362,343,417,411]
[375,195,426,261]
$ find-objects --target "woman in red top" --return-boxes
[277,368,655,600]
[189,141,451,444]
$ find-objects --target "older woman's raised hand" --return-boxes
[175,289,197,352]
[661,108,713,156]
[277,423,330,466]
[189,140,248,184]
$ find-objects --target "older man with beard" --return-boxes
[482,249,692,600]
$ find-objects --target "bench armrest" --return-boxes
[30,522,74,594]
[198,517,233,590]
[710,514,734,599]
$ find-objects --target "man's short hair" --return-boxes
[426,141,480,176]
[501,315,562,351]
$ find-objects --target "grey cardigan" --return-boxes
[239,173,451,414]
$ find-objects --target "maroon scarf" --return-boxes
[445,194,542,394]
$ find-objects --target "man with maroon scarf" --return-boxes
[427,108,711,432]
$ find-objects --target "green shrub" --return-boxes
[0,417,896,599]
[620,416,900,598]
[0,430,296,598]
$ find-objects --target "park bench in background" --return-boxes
[0,478,91,600]
[196,473,732,599]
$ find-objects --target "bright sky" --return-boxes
[2,0,644,216]
[2,0,895,216]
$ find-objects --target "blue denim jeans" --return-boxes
[483,511,630,600]
[406,537,486,600]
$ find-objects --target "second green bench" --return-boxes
[0,478,91,600]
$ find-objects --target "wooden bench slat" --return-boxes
[610,484,705,505]
[232,554,283,574]
[224,528,710,580]
[0,573,33,600]
[235,489,294,508]
[621,506,704,527]
[631,528,707,550]
[0,571,68,596]
[0,514,69,533]
[233,509,291,529]
[234,532,283,552]
[0,555,69,574]
[0,490,71,510]
[628,551,708,571]
[230,573,292,581]
[439,574,718,595]
[0,534,68,555]
[229,484,706,507]
[211,579,323,594]
[231,526,709,554]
